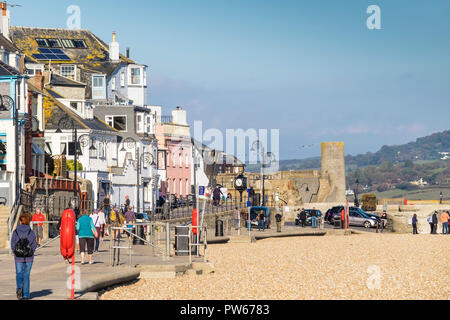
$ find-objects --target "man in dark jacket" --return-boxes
[213,186,223,206]
[299,209,307,228]
[432,211,438,234]
[11,213,38,300]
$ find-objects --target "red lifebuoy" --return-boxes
[192,209,198,235]
[60,209,76,260]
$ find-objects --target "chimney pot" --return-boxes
[126,47,130,59]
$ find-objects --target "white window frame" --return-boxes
[129,67,142,86]
[61,65,76,80]
[120,72,125,87]
[105,115,128,132]
[92,74,106,100]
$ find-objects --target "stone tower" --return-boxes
[319,142,346,203]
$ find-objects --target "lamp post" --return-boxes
[251,141,266,206]
[1,93,27,255]
[56,116,80,203]
[137,150,156,214]
[354,179,360,208]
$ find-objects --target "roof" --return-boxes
[10,26,137,99]
[50,72,86,87]
[0,34,19,53]
[192,138,246,166]
[0,59,22,76]
[44,88,118,133]
[10,27,135,74]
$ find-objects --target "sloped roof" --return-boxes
[192,138,246,166]
[44,88,118,133]
[50,72,86,87]
[0,59,22,76]
[10,26,135,77]
[0,34,19,53]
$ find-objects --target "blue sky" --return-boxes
[11,0,450,160]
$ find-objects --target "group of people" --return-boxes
[11,194,138,300]
[297,208,320,228]
[421,210,450,235]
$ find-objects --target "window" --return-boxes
[106,116,127,132]
[143,69,147,86]
[73,40,87,48]
[172,153,176,166]
[70,101,82,112]
[111,77,116,90]
[137,114,143,132]
[92,75,106,99]
[61,39,75,48]
[36,38,48,47]
[120,72,125,87]
[61,65,76,80]
[47,39,62,48]
[186,179,189,196]
[179,180,183,196]
[179,153,183,167]
[130,67,141,85]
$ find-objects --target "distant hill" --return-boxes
[246,130,450,172]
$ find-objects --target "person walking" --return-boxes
[213,186,223,206]
[440,211,449,235]
[103,195,111,224]
[90,210,101,253]
[275,210,283,233]
[300,209,307,228]
[76,212,97,265]
[412,214,418,235]
[432,211,438,234]
[310,207,318,229]
[31,209,46,247]
[124,196,130,213]
[11,213,38,300]
[233,207,240,231]
[257,210,265,232]
[98,207,106,239]
[124,207,136,238]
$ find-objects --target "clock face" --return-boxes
[235,179,243,187]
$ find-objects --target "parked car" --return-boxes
[295,209,323,226]
[329,206,380,228]
[135,213,150,223]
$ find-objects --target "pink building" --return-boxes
[156,107,192,197]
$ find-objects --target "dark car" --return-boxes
[295,209,322,226]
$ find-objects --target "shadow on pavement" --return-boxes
[31,289,53,299]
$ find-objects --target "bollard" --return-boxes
[166,222,170,259]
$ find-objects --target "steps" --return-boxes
[0,206,10,248]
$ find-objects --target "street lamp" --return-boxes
[56,116,79,202]
[251,141,277,206]
[137,150,156,214]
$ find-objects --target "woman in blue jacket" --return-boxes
[11,213,38,300]
[76,211,97,265]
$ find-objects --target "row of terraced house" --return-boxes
[0,1,245,248]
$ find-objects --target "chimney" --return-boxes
[126,47,130,59]
[109,31,120,62]
[0,2,9,40]
[29,71,44,91]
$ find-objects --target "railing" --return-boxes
[160,115,173,123]
[150,199,249,221]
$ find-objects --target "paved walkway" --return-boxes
[0,235,192,300]
[0,224,333,300]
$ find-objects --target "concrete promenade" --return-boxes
[0,224,333,300]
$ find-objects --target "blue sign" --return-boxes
[199,186,205,196]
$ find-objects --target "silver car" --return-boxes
[349,209,378,228]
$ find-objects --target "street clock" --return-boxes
[234,174,247,191]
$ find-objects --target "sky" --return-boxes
[11,0,450,161]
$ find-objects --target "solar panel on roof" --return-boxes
[39,48,52,54]
[50,49,64,54]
